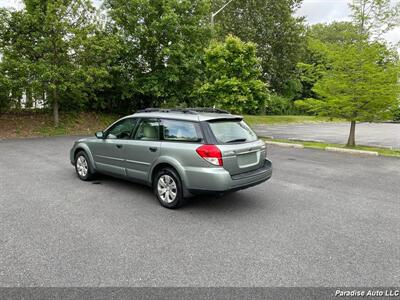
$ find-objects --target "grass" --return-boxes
[0,111,121,139]
[1,112,342,139]
[1,111,397,159]
[263,137,400,158]
[243,115,345,126]
[37,113,119,137]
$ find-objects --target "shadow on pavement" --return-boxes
[80,172,264,213]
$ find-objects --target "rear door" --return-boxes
[123,118,161,182]
[207,119,266,176]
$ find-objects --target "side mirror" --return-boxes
[95,131,105,139]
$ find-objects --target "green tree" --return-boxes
[197,35,268,114]
[308,22,365,45]
[0,63,12,114]
[0,0,117,126]
[0,8,31,111]
[296,22,362,100]
[104,0,212,109]
[350,0,400,39]
[296,42,399,146]
[213,0,306,94]
[295,0,400,145]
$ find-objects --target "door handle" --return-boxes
[149,147,158,152]
[116,144,123,149]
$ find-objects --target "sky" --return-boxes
[296,0,400,47]
[0,0,399,47]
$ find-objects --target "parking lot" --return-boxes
[253,122,400,149]
[0,136,399,286]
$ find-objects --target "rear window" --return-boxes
[208,120,257,143]
[162,119,203,142]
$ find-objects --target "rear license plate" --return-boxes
[238,152,258,167]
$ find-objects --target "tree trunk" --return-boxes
[26,86,33,109]
[13,90,21,110]
[16,97,22,110]
[52,89,59,127]
[347,121,356,147]
[259,95,266,115]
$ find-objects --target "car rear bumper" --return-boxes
[185,159,272,195]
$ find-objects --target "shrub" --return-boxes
[393,106,400,121]
[266,94,296,115]
[197,35,268,115]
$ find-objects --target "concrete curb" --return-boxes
[265,141,304,149]
[367,144,393,150]
[288,138,325,143]
[263,138,393,157]
[325,147,379,156]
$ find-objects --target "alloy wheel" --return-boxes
[76,155,88,177]
[157,175,177,203]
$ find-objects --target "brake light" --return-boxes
[196,144,223,166]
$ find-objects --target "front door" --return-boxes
[123,118,161,182]
[90,118,138,176]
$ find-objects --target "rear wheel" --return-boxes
[75,151,94,181]
[154,168,184,209]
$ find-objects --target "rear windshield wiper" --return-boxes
[225,138,247,143]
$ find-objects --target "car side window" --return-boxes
[106,118,137,140]
[134,119,160,141]
[162,119,203,142]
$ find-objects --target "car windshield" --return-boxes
[208,120,257,143]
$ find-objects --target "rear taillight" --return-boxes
[196,144,223,166]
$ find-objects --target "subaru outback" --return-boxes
[70,108,272,208]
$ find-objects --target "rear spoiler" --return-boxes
[206,116,243,123]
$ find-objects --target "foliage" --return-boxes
[296,1,400,104]
[295,22,364,100]
[1,0,398,130]
[296,42,399,121]
[295,42,399,145]
[197,35,268,114]
[212,0,306,94]
[294,0,400,146]
[393,106,400,121]
[349,0,400,39]
[307,22,366,45]
[104,0,212,109]
[0,0,119,125]
[265,94,296,115]
[0,61,11,114]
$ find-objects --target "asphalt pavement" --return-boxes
[0,136,399,287]
[253,122,400,149]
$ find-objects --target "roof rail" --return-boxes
[187,107,230,114]
[136,107,230,114]
[136,108,196,114]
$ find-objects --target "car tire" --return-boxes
[75,151,95,181]
[154,167,185,209]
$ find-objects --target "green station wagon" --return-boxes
[70,108,272,208]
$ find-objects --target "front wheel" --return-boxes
[75,151,94,181]
[154,168,184,209]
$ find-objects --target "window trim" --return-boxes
[206,119,258,145]
[133,118,161,141]
[160,118,204,144]
[104,117,139,140]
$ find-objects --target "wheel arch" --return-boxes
[73,143,96,171]
[149,157,191,197]
[150,159,192,199]
[151,162,180,184]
